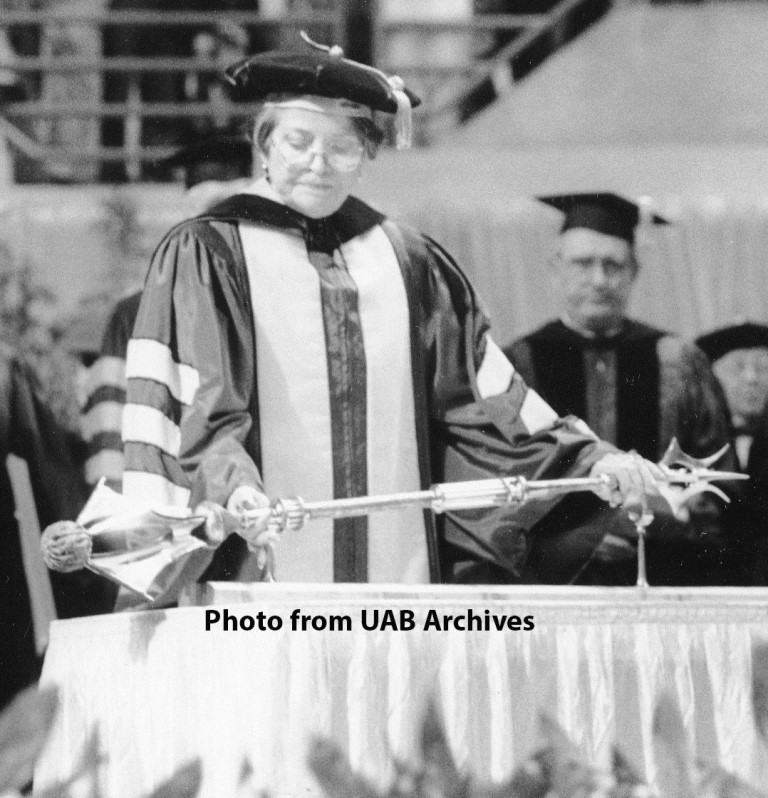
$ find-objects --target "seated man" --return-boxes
[696,322,768,585]
[504,193,736,586]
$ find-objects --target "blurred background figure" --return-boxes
[183,18,251,138]
[81,131,253,493]
[0,248,117,707]
[81,290,140,492]
[0,25,25,184]
[165,129,253,194]
[0,27,24,104]
[696,322,768,585]
[0,343,114,710]
[504,193,737,586]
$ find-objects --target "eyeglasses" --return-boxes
[272,129,365,173]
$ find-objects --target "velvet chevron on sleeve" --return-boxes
[386,224,615,581]
[122,187,621,590]
[123,220,263,509]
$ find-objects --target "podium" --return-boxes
[34,585,768,797]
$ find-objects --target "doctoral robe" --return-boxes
[505,319,731,461]
[505,319,737,585]
[123,182,615,592]
[723,417,768,584]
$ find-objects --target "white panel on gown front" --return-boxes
[342,227,428,583]
[241,223,335,582]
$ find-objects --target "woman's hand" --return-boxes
[226,486,281,570]
[40,521,92,572]
[589,451,663,511]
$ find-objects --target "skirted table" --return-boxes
[34,585,768,797]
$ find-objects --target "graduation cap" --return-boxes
[539,193,669,244]
[696,322,768,363]
[224,32,420,148]
[161,132,253,189]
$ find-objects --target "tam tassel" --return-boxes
[387,75,412,149]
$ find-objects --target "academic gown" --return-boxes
[0,347,113,708]
[81,290,142,491]
[724,418,768,585]
[122,185,616,597]
[505,319,738,586]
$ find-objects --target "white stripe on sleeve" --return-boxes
[126,339,200,406]
[476,335,515,398]
[122,470,191,508]
[122,404,182,457]
[518,389,559,434]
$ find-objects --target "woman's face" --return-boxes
[262,107,366,218]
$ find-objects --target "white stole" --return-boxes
[239,219,428,583]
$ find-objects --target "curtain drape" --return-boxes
[35,586,768,798]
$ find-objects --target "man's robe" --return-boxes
[723,417,768,584]
[505,319,730,461]
[122,185,615,594]
[505,319,736,586]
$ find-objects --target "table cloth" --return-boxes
[35,585,768,797]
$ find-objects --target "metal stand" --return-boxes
[627,504,654,589]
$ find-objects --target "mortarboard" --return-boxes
[161,132,253,189]
[224,32,420,148]
[696,322,768,363]
[539,192,669,245]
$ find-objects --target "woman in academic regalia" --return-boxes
[47,36,660,598]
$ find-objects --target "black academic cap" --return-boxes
[161,133,252,189]
[539,193,669,244]
[696,322,768,362]
[224,35,421,114]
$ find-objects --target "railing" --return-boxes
[0,7,348,181]
[0,1,610,182]
[375,0,611,135]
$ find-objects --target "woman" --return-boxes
[66,37,659,596]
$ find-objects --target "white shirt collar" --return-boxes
[735,434,753,471]
[560,314,624,340]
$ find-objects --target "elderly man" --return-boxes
[504,193,735,586]
[696,322,768,584]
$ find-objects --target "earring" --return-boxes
[260,159,269,180]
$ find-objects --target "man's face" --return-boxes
[712,347,768,426]
[552,228,637,335]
